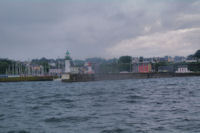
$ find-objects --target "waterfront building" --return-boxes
[70,67,79,74]
[174,56,186,63]
[49,69,62,76]
[143,58,154,63]
[152,57,160,63]
[175,65,191,73]
[84,62,94,74]
[49,62,56,67]
[159,56,173,62]
[185,59,197,63]
[132,57,139,63]
[158,65,174,73]
[30,65,44,76]
[132,63,152,73]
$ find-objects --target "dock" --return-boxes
[61,72,200,82]
[0,76,54,82]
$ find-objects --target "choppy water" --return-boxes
[0,77,200,133]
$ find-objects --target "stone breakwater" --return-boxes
[62,72,200,82]
[0,76,54,82]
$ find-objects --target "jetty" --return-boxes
[61,72,200,82]
[0,76,53,82]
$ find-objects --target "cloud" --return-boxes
[176,14,200,26]
[106,28,200,57]
[0,0,199,60]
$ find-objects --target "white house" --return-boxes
[176,65,191,73]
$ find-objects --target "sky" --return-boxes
[0,0,200,60]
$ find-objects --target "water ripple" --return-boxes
[0,77,200,133]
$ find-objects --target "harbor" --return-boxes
[1,50,200,82]
[0,60,54,82]
[61,51,200,82]
[1,1,200,132]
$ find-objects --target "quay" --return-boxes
[0,76,53,82]
[61,72,200,82]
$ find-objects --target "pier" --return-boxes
[0,76,53,82]
[61,72,200,82]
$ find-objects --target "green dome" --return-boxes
[66,51,70,56]
[65,50,71,60]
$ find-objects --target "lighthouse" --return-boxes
[65,51,71,73]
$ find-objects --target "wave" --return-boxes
[44,116,95,123]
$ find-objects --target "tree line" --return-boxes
[0,49,200,74]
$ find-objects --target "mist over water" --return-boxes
[0,77,200,133]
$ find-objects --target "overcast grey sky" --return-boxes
[0,0,200,60]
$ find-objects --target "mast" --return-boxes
[12,63,14,75]
[6,69,8,75]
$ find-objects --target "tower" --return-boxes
[65,51,71,73]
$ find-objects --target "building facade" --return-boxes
[176,65,191,73]
[158,65,174,73]
[49,69,62,76]
[132,63,152,73]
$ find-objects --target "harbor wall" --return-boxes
[0,76,54,82]
[62,72,200,82]
[94,73,173,81]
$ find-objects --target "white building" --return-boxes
[84,62,94,74]
[132,57,139,63]
[176,66,191,73]
[70,67,79,74]
[185,60,197,63]
[49,62,56,67]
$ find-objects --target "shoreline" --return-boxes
[62,72,200,82]
[0,76,54,82]
[0,73,199,82]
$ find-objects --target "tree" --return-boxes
[118,56,132,64]
[187,54,195,60]
[118,56,132,72]
[73,60,85,67]
[98,63,119,74]
[31,58,50,73]
[188,62,200,72]
[85,57,106,64]
[0,59,15,74]
[194,50,200,59]
[153,61,172,72]
[139,56,144,62]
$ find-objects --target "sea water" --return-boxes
[0,77,200,133]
